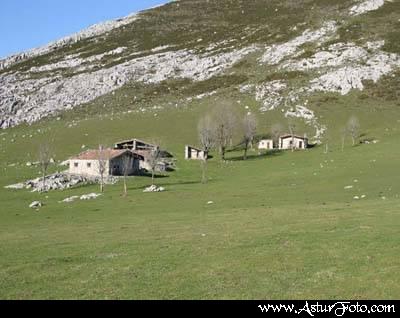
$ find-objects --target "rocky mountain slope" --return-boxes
[1,0,399,140]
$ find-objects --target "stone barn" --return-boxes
[279,135,308,150]
[69,149,142,177]
[185,145,207,160]
[258,139,274,150]
[114,138,157,151]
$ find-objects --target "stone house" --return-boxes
[69,149,142,177]
[258,139,274,150]
[185,145,207,160]
[131,149,167,172]
[279,134,308,150]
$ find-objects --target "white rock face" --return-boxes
[259,21,337,65]
[283,42,370,71]
[309,52,400,95]
[0,44,258,129]
[255,80,287,111]
[29,47,127,73]
[349,0,385,16]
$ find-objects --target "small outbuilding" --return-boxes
[69,149,142,177]
[114,138,157,151]
[258,139,274,150]
[279,134,308,150]
[185,145,207,160]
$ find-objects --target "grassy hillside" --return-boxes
[1,92,400,299]
[1,0,400,299]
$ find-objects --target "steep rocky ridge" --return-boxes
[0,0,399,141]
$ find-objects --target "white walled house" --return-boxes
[258,139,274,150]
[69,149,141,177]
[279,135,308,150]
[185,145,207,160]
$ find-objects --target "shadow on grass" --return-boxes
[228,150,284,161]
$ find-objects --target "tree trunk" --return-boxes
[291,136,295,152]
[243,142,248,160]
[152,169,155,186]
[221,147,225,161]
[352,136,355,146]
[123,176,127,197]
[42,169,46,192]
[342,137,345,152]
[201,160,208,184]
[100,174,104,193]
[324,143,329,154]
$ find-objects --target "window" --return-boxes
[74,162,79,168]
[87,162,91,168]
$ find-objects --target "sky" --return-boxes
[0,0,170,58]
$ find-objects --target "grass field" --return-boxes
[1,95,400,299]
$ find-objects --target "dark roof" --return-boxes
[114,138,157,147]
[186,145,205,151]
[279,134,308,140]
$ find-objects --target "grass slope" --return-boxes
[1,93,400,299]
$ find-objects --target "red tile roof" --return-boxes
[71,149,129,161]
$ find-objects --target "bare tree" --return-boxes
[212,102,237,161]
[121,154,133,197]
[340,126,347,152]
[320,125,329,154]
[347,116,360,146]
[242,113,257,160]
[271,123,284,148]
[97,145,107,193]
[38,143,52,192]
[198,114,215,183]
[147,146,162,186]
[288,118,296,152]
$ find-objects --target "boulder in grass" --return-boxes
[29,201,42,209]
[80,193,102,200]
[143,185,165,193]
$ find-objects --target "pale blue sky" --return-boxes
[0,0,170,58]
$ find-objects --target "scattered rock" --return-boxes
[143,185,165,193]
[344,185,353,189]
[5,183,25,190]
[29,201,42,209]
[61,196,80,203]
[80,193,102,200]
[5,173,92,192]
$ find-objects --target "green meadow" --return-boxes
[1,92,399,299]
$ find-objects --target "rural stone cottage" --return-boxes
[185,145,207,160]
[114,138,173,172]
[69,149,142,177]
[258,139,274,150]
[279,135,308,150]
